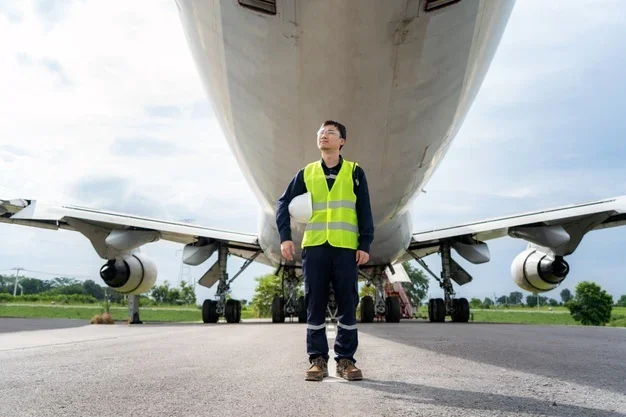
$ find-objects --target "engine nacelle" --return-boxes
[511,248,569,293]
[99,253,157,295]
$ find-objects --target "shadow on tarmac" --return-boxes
[353,379,625,417]
[358,320,626,396]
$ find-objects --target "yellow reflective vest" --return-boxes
[301,159,359,250]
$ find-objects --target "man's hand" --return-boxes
[356,250,369,266]
[281,240,295,261]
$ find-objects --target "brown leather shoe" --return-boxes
[336,358,363,381]
[305,357,328,381]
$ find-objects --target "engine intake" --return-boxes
[100,253,157,295]
[511,248,569,293]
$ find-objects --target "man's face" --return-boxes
[317,124,344,152]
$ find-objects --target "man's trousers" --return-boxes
[302,245,360,363]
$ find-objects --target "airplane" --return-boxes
[2,0,626,325]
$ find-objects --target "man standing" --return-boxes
[276,120,374,381]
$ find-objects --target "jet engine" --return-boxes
[99,253,157,295]
[511,248,569,293]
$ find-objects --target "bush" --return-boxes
[566,281,613,326]
[0,294,98,304]
[90,312,115,325]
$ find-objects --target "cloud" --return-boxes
[145,105,182,119]
[0,145,31,156]
[0,2,23,23]
[14,53,71,86]
[33,0,73,31]
[73,176,168,219]
[190,101,213,119]
[110,137,183,157]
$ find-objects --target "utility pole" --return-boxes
[12,267,23,297]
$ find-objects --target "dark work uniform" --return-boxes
[276,156,374,364]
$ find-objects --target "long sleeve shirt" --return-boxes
[276,156,375,253]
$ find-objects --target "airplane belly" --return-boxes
[176,0,515,265]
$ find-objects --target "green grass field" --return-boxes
[1,302,624,327]
[0,303,256,322]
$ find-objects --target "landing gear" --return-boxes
[128,294,142,324]
[385,295,401,323]
[358,268,402,323]
[271,266,306,323]
[360,295,375,323]
[410,243,471,323]
[200,244,258,323]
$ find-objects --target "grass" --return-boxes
[418,306,626,327]
[0,303,256,322]
[1,301,624,327]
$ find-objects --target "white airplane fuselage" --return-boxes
[176,0,515,266]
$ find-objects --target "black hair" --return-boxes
[323,120,346,149]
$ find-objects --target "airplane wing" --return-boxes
[404,195,626,263]
[0,198,269,266]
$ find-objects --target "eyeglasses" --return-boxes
[317,129,341,137]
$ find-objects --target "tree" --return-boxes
[560,288,572,304]
[83,280,105,300]
[526,294,538,307]
[497,295,508,305]
[566,281,613,326]
[359,284,375,299]
[483,297,494,308]
[19,278,53,295]
[470,298,483,309]
[179,281,196,305]
[509,291,523,305]
[51,277,81,288]
[250,274,302,318]
[400,261,429,307]
[548,298,559,307]
[616,295,626,307]
[150,281,171,303]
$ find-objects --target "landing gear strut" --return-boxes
[128,294,142,324]
[410,243,470,323]
[271,266,306,323]
[202,244,258,323]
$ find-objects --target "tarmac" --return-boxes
[0,318,624,416]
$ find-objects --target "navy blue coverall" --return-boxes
[276,156,374,363]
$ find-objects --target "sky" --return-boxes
[1,0,625,306]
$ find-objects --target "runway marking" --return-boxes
[323,327,347,382]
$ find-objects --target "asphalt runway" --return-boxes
[0,318,624,417]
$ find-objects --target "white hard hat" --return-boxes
[288,192,312,223]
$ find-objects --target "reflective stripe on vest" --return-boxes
[302,159,359,250]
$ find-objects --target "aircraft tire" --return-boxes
[433,298,446,322]
[271,296,285,323]
[457,298,470,323]
[428,299,434,322]
[202,299,219,323]
[385,296,401,323]
[225,299,240,323]
[360,296,375,323]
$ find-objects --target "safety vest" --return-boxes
[302,159,359,250]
